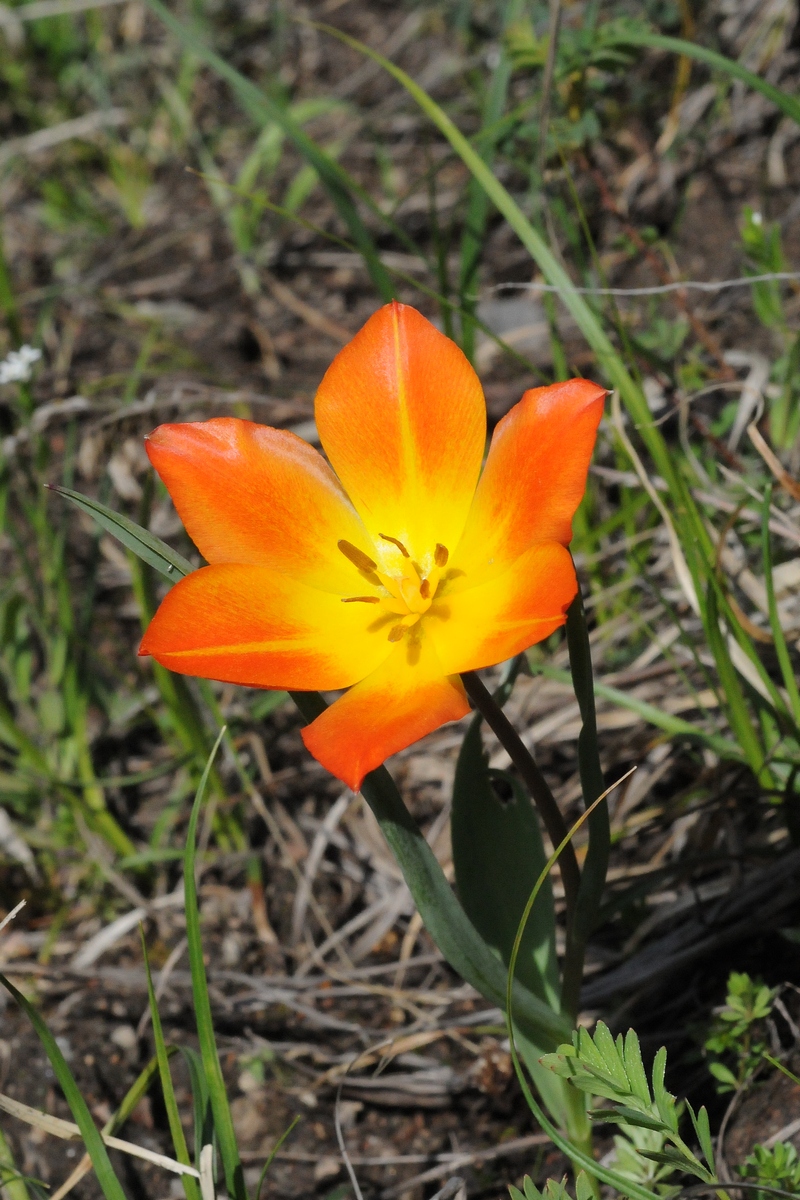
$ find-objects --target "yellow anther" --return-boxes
[341,595,380,604]
[434,543,449,567]
[379,533,410,558]
[419,578,431,600]
[338,540,378,572]
[388,625,406,642]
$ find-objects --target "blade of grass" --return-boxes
[141,929,201,1200]
[50,1054,172,1200]
[762,483,800,727]
[178,1048,213,1169]
[254,1116,301,1200]
[536,666,745,760]
[705,585,768,782]
[0,976,128,1200]
[183,728,246,1200]
[625,30,800,127]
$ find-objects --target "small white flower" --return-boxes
[0,345,42,385]
[751,211,763,226]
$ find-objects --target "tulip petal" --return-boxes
[450,379,605,589]
[428,542,577,674]
[315,302,486,567]
[301,630,470,790]
[145,418,375,594]
[139,564,393,689]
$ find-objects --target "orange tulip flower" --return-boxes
[139,302,605,790]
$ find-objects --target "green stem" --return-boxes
[460,670,581,926]
[560,587,610,1020]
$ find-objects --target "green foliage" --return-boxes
[704,972,776,1093]
[741,207,786,331]
[506,14,651,77]
[740,1142,800,1200]
[609,1121,680,1194]
[541,1022,715,1184]
[631,316,690,367]
[510,1172,596,1200]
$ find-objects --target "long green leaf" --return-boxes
[705,585,766,778]
[143,0,395,301]
[451,715,558,1006]
[51,486,192,581]
[762,484,800,727]
[451,671,583,1134]
[290,690,571,1047]
[626,30,800,127]
[254,1116,300,1200]
[141,931,201,1200]
[0,976,128,1200]
[178,1048,213,1169]
[108,1054,168,1132]
[52,1054,170,1198]
[183,730,246,1200]
[537,667,744,760]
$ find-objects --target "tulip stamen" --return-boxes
[341,595,380,604]
[387,610,424,641]
[434,543,449,567]
[338,540,378,572]
[419,578,431,600]
[379,533,410,558]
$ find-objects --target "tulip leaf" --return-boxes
[451,714,558,1006]
[290,690,572,1049]
[50,485,194,581]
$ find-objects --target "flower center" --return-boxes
[338,537,450,641]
